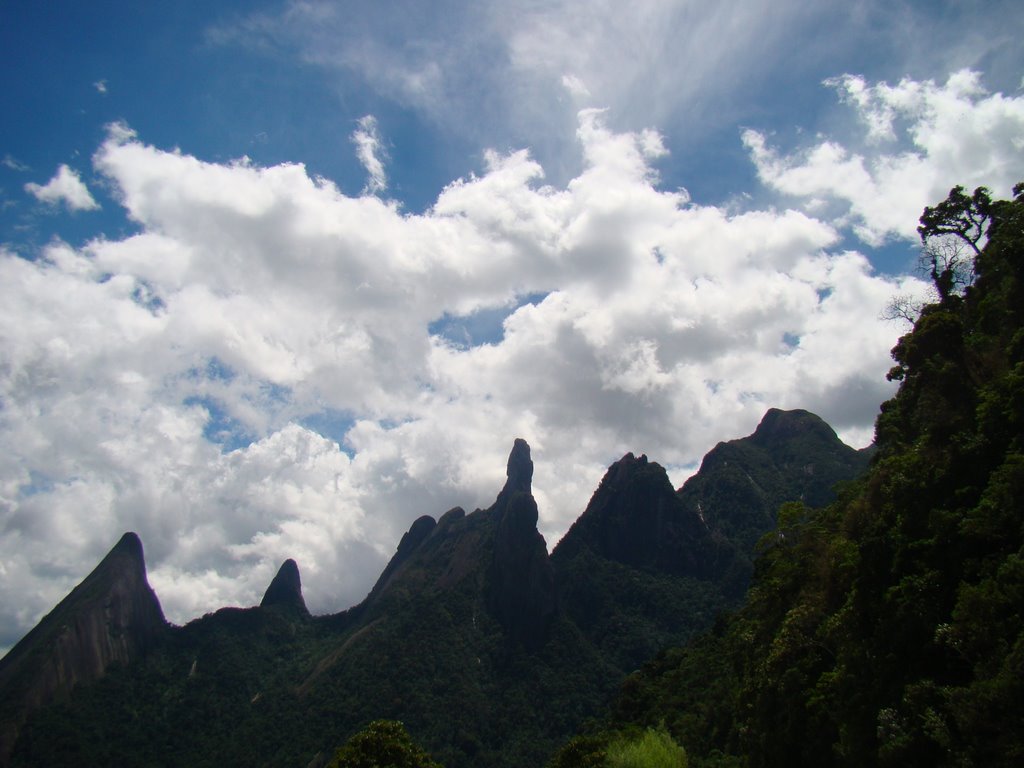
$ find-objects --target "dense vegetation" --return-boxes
[557,184,1024,767]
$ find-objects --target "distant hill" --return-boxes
[0,410,869,768]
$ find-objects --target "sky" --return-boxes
[2,0,1023,653]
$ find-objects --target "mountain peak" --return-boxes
[552,451,721,579]
[503,438,533,496]
[487,438,556,649]
[679,408,872,555]
[0,532,166,765]
[750,408,836,445]
[112,530,145,558]
[366,514,440,601]
[260,559,309,615]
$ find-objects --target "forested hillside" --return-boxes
[556,184,1024,767]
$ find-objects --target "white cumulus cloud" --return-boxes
[0,75,974,653]
[743,70,1024,245]
[24,164,100,211]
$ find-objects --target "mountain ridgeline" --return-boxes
[0,409,869,767]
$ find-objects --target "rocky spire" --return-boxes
[260,559,309,616]
[487,439,556,650]
[504,437,533,494]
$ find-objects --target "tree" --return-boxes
[916,185,994,299]
[327,720,443,768]
[917,185,993,256]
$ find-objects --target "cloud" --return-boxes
[3,155,30,172]
[561,74,591,100]
[205,1,858,175]
[207,1,1024,192]
[94,79,108,94]
[24,164,100,211]
[351,115,388,195]
[743,70,1024,245]
[0,75,969,653]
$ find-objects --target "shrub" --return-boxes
[605,728,687,768]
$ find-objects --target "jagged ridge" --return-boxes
[1,411,871,768]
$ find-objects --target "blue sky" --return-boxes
[2,0,1023,652]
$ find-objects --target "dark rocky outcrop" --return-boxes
[487,439,557,650]
[550,409,871,671]
[364,440,557,650]
[0,532,166,766]
[553,452,734,582]
[366,514,439,601]
[497,437,533,501]
[551,454,745,670]
[260,559,310,616]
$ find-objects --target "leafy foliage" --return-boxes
[551,727,688,768]
[606,728,688,768]
[327,720,443,768]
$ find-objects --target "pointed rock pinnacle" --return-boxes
[504,438,533,495]
[260,559,309,615]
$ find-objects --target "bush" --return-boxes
[327,720,443,768]
[605,728,687,768]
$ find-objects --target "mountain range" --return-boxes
[0,408,870,767]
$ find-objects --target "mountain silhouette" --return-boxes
[0,410,869,767]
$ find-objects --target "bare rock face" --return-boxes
[365,440,557,650]
[260,559,310,616]
[0,532,166,766]
[487,439,557,650]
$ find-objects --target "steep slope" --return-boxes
[0,532,166,766]
[561,187,1024,767]
[362,438,557,649]
[552,453,745,670]
[677,407,873,555]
